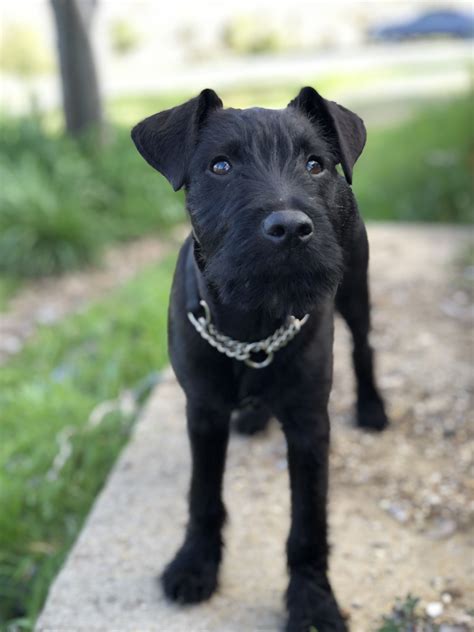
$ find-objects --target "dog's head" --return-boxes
[132,87,366,317]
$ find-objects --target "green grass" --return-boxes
[1,92,471,282]
[377,595,439,632]
[111,93,474,225]
[0,117,184,278]
[1,82,471,631]
[0,255,175,629]
[354,97,473,223]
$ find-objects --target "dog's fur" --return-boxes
[132,86,388,632]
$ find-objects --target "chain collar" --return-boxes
[187,300,309,369]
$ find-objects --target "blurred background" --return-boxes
[0,1,472,631]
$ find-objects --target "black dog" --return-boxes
[132,86,388,632]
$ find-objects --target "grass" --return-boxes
[0,88,472,628]
[0,255,176,629]
[311,595,443,632]
[354,97,473,223]
[0,116,184,278]
[0,91,471,283]
[377,594,439,632]
[113,93,473,224]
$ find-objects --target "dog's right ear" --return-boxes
[131,89,223,191]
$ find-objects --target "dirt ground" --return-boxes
[35,224,473,632]
[327,224,473,630]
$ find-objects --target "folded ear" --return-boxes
[288,86,366,185]
[131,89,223,191]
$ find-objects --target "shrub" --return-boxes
[0,96,470,279]
[0,118,183,277]
[0,149,105,277]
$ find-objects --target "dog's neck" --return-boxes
[186,238,287,343]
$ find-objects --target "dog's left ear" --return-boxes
[131,88,223,191]
[288,86,366,185]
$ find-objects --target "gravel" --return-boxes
[35,224,473,632]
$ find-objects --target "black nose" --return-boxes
[262,210,314,245]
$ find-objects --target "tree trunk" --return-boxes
[50,0,103,136]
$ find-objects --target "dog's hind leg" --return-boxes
[336,221,388,431]
[161,400,230,603]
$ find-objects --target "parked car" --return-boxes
[370,9,474,41]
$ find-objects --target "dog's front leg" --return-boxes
[162,399,230,604]
[282,408,347,632]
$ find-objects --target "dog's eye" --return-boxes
[306,157,323,175]
[210,158,232,175]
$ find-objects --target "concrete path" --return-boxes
[35,225,473,632]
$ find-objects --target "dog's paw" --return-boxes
[161,539,220,604]
[285,571,348,632]
[356,394,389,432]
[232,401,271,435]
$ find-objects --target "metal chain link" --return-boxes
[188,300,309,369]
